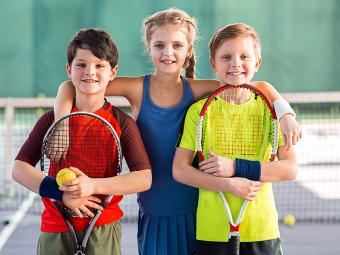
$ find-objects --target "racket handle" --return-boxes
[229,235,240,255]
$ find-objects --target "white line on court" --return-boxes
[0,193,37,251]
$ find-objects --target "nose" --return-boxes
[231,57,241,67]
[85,65,95,76]
[163,45,173,56]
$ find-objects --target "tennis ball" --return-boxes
[283,214,296,226]
[56,168,77,187]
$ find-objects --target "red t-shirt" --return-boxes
[16,101,151,232]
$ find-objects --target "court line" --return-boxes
[0,192,37,251]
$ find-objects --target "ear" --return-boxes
[66,63,72,79]
[110,65,118,81]
[210,57,217,73]
[255,58,262,72]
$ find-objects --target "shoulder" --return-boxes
[251,81,273,90]
[35,110,55,130]
[186,78,220,100]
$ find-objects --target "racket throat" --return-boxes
[229,224,240,239]
[74,246,86,255]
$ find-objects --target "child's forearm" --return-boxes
[93,169,152,195]
[260,148,298,182]
[12,160,45,193]
[54,80,75,119]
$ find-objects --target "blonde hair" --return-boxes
[209,23,261,60]
[142,8,198,78]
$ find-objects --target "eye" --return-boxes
[173,43,183,49]
[241,55,250,60]
[76,63,86,67]
[221,55,231,61]
[154,43,164,49]
[96,64,105,68]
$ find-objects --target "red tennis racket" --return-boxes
[41,111,122,255]
[196,84,279,255]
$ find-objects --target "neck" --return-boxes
[74,94,105,112]
[152,71,182,88]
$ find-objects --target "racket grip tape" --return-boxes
[229,235,240,255]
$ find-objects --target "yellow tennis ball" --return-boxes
[283,214,296,226]
[56,168,77,187]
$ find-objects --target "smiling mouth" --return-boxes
[227,72,245,76]
[81,79,98,83]
[161,60,176,64]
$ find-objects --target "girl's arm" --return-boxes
[173,148,264,201]
[189,79,302,150]
[54,77,143,120]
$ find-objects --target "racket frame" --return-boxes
[40,111,122,254]
[196,84,279,254]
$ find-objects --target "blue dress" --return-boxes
[137,75,198,255]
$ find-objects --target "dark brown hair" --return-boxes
[67,28,118,68]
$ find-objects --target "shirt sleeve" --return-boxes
[113,108,151,172]
[179,102,201,152]
[15,111,54,167]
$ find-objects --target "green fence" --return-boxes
[1,0,339,97]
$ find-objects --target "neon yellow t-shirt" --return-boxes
[179,93,283,242]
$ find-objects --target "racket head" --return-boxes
[40,111,122,208]
[197,84,279,163]
[196,84,279,246]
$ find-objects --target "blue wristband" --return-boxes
[39,176,64,201]
[235,158,261,181]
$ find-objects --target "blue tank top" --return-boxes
[137,74,198,216]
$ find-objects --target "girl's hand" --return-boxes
[62,192,103,218]
[227,177,264,201]
[59,167,96,198]
[199,151,235,177]
[279,114,303,150]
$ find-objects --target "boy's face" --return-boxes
[210,37,261,86]
[66,48,117,97]
[149,24,190,76]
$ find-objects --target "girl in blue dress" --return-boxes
[54,8,301,255]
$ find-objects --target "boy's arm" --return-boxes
[260,146,298,182]
[173,148,263,201]
[199,146,298,183]
[60,167,151,197]
[12,160,45,193]
[12,160,102,217]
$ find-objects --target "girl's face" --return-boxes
[210,37,261,86]
[148,24,191,76]
[66,48,117,96]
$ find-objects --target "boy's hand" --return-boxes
[199,151,235,177]
[279,114,303,150]
[227,177,264,201]
[59,167,96,198]
[62,192,103,218]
